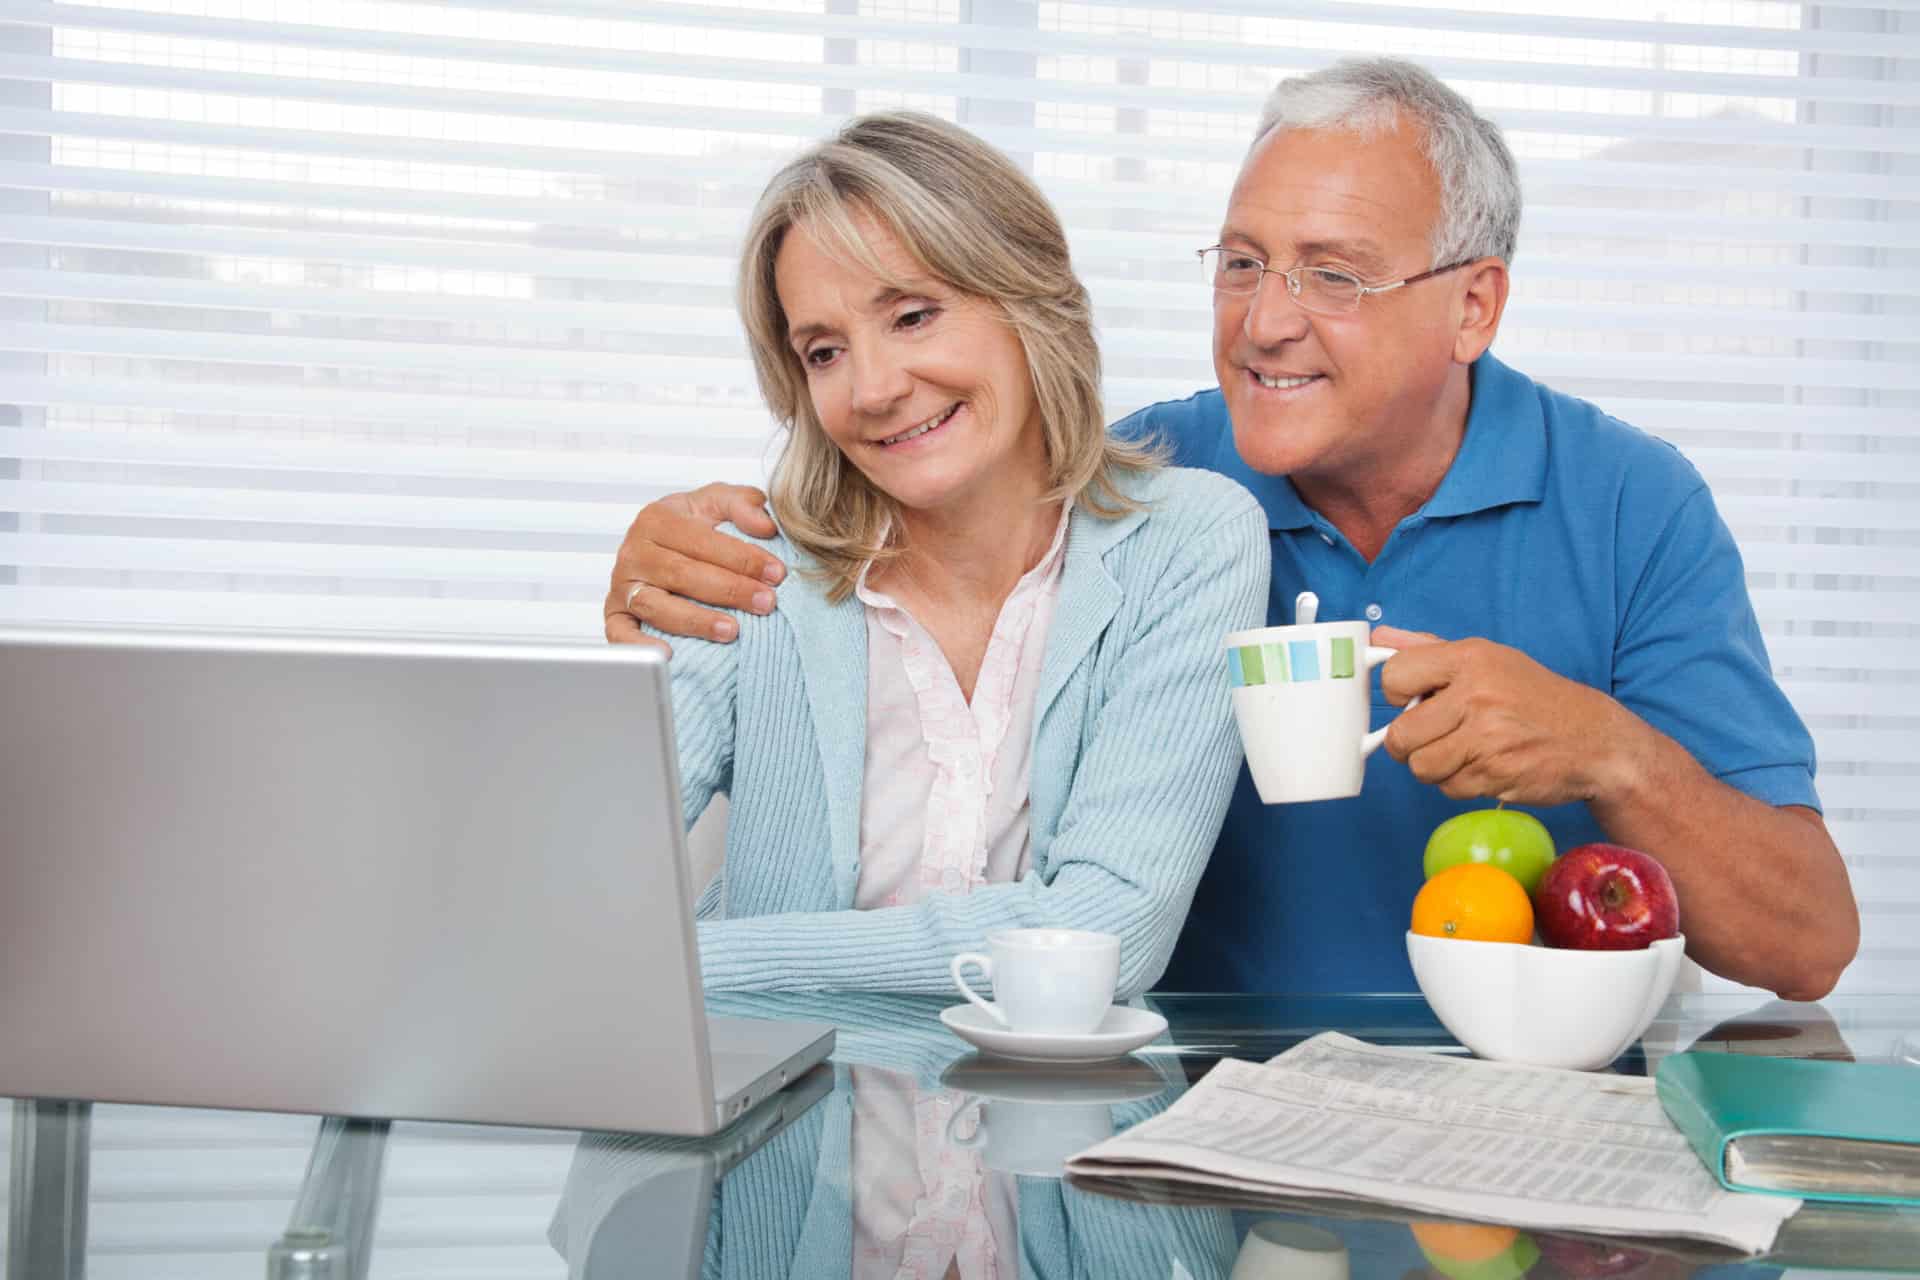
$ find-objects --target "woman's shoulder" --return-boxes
[1083,466,1268,605]
[1116,464,1265,536]
[726,523,796,561]
[646,524,810,662]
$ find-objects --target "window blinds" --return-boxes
[0,0,1913,992]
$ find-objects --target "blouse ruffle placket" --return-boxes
[855,506,1071,901]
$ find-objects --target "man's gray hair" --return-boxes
[1254,57,1522,266]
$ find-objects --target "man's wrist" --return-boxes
[1585,698,1686,818]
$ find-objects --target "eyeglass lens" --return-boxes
[1202,249,1362,312]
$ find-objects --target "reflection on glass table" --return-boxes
[3,992,1917,1280]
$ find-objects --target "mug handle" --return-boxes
[944,1097,987,1149]
[1359,646,1422,757]
[950,952,1008,1027]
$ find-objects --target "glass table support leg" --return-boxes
[7,1099,91,1280]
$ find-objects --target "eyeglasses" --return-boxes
[1198,246,1475,315]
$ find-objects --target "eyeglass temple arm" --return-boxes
[1388,258,1479,289]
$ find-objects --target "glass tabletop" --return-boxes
[5,992,1917,1279]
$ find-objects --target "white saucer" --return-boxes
[938,1003,1169,1063]
[939,1052,1170,1104]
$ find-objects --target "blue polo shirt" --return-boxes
[1143,354,1819,994]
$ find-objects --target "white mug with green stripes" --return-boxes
[1224,620,1403,804]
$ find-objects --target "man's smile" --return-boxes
[1247,369,1324,393]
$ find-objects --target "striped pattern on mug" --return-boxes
[1228,636,1356,688]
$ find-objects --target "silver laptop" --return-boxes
[549,1062,835,1280]
[0,627,833,1136]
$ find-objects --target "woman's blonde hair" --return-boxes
[738,111,1161,602]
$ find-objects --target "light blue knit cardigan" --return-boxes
[668,465,1269,997]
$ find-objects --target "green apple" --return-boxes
[1419,1233,1542,1280]
[1423,808,1556,896]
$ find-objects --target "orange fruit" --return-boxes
[1410,863,1534,944]
[1409,1222,1521,1264]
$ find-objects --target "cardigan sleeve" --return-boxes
[695,492,1269,997]
[650,624,739,832]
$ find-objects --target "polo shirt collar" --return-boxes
[1214,352,1547,531]
[1419,352,1549,519]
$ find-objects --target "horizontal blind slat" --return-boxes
[0,584,604,638]
[0,426,763,485]
[1684,448,1920,485]
[15,0,1915,59]
[0,479,667,533]
[1812,776,1920,811]
[1723,501,1920,533]
[1053,0,1919,57]
[0,321,757,381]
[0,212,736,282]
[1777,685,1920,719]
[0,532,611,584]
[1736,544,1920,577]
[1828,823,1920,861]
[2,376,782,436]
[1770,640,1920,673]
[1812,730,1920,761]
[12,50,1269,127]
[1841,858,1920,907]
[0,160,700,235]
[0,268,747,336]
[19,48,1920,134]
[1749,591,1920,626]
[1593,401,1920,440]
[282,0,1920,83]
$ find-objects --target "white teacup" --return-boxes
[1224,620,1408,804]
[950,929,1119,1035]
[1229,1220,1350,1280]
[946,1097,1113,1178]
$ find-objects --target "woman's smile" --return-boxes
[875,401,963,449]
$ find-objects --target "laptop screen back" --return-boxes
[0,628,717,1132]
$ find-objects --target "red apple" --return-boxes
[1533,843,1679,951]
[1532,1234,1654,1279]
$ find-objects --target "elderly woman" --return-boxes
[667,111,1266,996]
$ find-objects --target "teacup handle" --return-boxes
[949,952,1008,1027]
[945,1097,987,1149]
[1359,646,1422,757]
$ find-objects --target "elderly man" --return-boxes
[607,58,1858,1000]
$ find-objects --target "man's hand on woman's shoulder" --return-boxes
[603,483,787,652]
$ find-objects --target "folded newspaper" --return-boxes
[1065,1031,1800,1255]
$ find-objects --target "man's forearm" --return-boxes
[1587,719,1858,1001]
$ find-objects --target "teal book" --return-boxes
[1656,1052,1920,1207]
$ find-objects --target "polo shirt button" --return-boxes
[1365,603,1383,621]
[1319,533,1333,545]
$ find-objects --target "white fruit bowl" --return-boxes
[1406,931,1686,1071]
